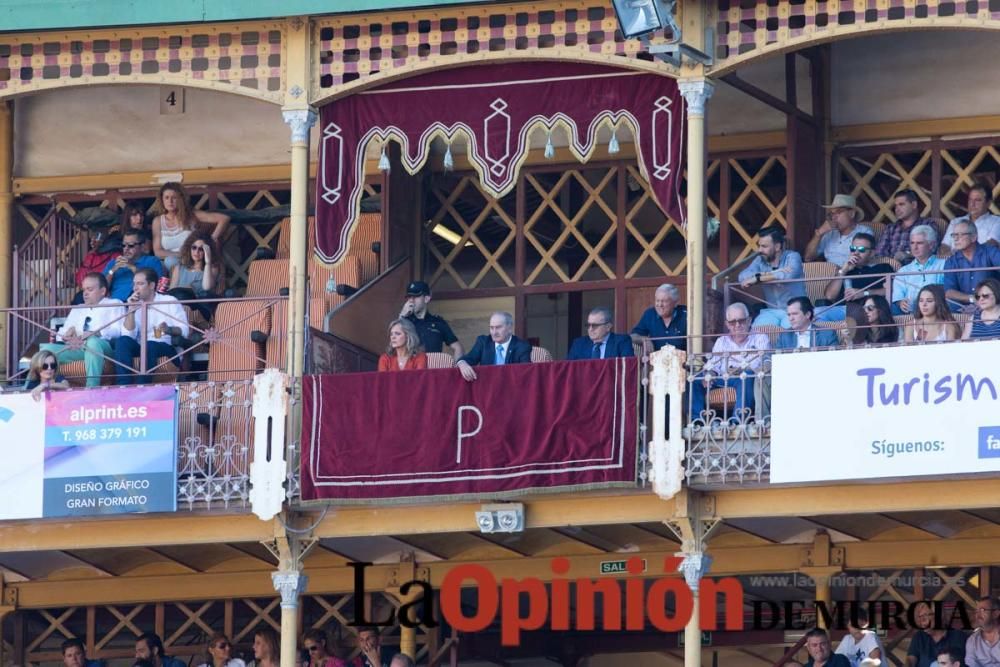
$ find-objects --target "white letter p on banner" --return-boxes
[456,405,483,463]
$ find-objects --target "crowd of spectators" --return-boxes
[59,626,412,667]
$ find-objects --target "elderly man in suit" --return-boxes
[567,307,635,360]
[457,311,532,382]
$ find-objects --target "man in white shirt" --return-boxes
[836,609,886,667]
[941,184,1000,254]
[41,272,123,387]
[114,267,189,385]
[689,302,769,423]
[966,596,1000,667]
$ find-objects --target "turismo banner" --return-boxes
[0,385,178,519]
[300,358,639,503]
[771,340,1000,483]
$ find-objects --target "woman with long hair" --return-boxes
[251,628,279,667]
[170,232,224,297]
[378,318,427,371]
[302,629,345,667]
[198,633,245,667]
[119,203,152,254]
[964,277,1000,339]
[24,349,70,401]
[842,303,868,346]
[904,284,960,342]
[151,182,229,270]
[861,295,898,343]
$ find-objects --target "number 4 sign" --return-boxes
[160,86,185,115]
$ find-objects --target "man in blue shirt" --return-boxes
[738,226,807,327]
[943,220,1000,309]
[567,307,634,360]
[630,283,687,352]
[103,229,165,301]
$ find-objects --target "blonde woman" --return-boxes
[151,182,229,270]
[251,628,279,667]
[904,284,960,342]
[197,633,245,667]
[378,318,427,371]
[23,350,70,401]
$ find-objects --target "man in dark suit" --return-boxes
[457,311,532,381]
[567,307,635,360]
[776,296,838,349]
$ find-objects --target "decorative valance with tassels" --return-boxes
[314,62,684,265]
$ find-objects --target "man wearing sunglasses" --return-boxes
[822,232,894,318]
[41,272,124,387]
[102,229,165,301]
[567,307,634,360]
[688,302,769,424]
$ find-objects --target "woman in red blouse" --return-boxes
[378,318,427,371]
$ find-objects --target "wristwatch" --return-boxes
[863,290,870,297]
[970,294,976,304]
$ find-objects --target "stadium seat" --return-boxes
[425,352,456,369]
[530,346,553,363]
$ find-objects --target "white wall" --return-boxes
[12,85,291,177]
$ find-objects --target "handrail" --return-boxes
[324,256,411,354]
[712,251,760,291]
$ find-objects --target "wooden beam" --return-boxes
[832,115,1000,144]
[720,73,816,126]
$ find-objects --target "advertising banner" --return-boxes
[301,358,639,503]
[0,385,177,519]
[771,340,1000,483]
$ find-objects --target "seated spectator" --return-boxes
[569,307,634,360]
[115,268,190,385]
[805,194,874,266]
[169,232,223,323]
[876,189,936,264]
[941,184,1000,254]
[253,628,279,667]
[117,204,151,252]
[838,315,862,347]
[135,633,186,667]
[62,638,105,667]
[963,278,1000,339]
[936,650,962,667]
[738,226,807,328]
[75,228,119,290]
[348,627,389,667]
[456,312,531,382]
[892,224,946,315]
[24,350,70,401]
[804,627,852,667]
[821,232,894,319]
[965,596,1000,667]
[861,295,898,344]
[943,220,1000,309]
[777,297,837,350]
[907,601,967,667]
[904,285,961,342]
[103,229,165,301]
[41,272,123,387]
[302,628,346,667]
[835,608,885,667]
[688,303,768,423]
[378,319,427,371]
[630,284,687,352]
[197,633,245,667]
[388,656,414,667]
[151,182,230,271]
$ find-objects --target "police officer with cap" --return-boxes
[399,280,464,360]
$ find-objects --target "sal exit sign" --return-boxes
[599,559,647,575]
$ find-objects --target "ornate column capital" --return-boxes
[282,108,318,143]
[678,79,715,117]
[272,569,308,608]
[677,551,712,594]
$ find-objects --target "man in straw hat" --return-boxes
[805,194,874,266]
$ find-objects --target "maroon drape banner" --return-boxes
[315,62,684,264]
[300,358,639,504]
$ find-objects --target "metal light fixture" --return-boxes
[475,503,524,534]
[611,0,672,39]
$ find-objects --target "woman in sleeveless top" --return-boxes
[151,182,229,271]
[170,232,224,322]
[904,284,961,342]
[963,278,1000,339]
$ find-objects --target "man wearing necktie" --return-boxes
[457,311,532,381]
[566,307,635,361]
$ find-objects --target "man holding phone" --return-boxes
[103,229,165,301]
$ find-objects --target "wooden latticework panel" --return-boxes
[835,137,1000,225]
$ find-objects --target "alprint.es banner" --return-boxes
[1,385,178,519]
